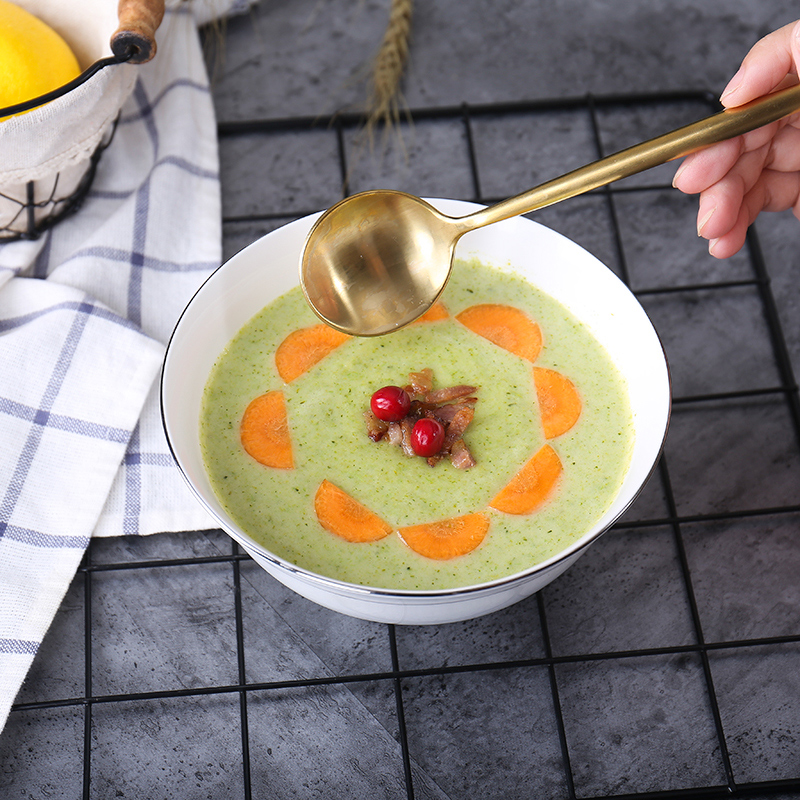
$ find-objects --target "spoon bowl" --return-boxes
[300,191,459,336]
[301,83,800,336]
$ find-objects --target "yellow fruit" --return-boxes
[0,0,81,120]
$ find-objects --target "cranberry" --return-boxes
[411,418,445,457]
[370,385,411,422]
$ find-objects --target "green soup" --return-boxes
[200,258,633,590]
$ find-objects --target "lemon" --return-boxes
[0,0,81,120]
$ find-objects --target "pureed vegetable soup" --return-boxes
[200,258,633,590]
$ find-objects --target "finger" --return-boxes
[764,121,800,172]
[708,185,768,257]
[672,119,787,194]
[672,138,743,193]
[708,169,800,258]
[758,167,800,212]
[720,20,800,107]
[730,118,786,155]
[696,146,770,238]
[707,210,750,259]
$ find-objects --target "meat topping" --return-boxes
[365,369,478,469]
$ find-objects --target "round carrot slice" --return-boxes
[398,513,490,560]
[534,367,582,438]
[455,303,542,362]
[314,480,393,543]
[489,444,562,515]
[413,301,449,323]
[275,324,350,383]
[240,391,294,469]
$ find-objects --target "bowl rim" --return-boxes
[161,198,672,599]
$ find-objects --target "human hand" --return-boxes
[672,20,800,258]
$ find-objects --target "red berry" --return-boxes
[370,385,411,422]
[411,418,445,457]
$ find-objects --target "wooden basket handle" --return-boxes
[111,0,166,64]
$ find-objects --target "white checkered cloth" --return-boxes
[0,0,252,732]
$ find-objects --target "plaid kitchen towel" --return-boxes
[0,0,253,732]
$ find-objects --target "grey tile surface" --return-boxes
[208,0,800,120]
[640,283,782,397]
[344,118,476,199]
[665,397,800,516]
[246,680,456,800]
[755,211,800,381]
[709,645,800,784]
[239,559,393,681]
[556,653,727,794]
[90,560,241,695]
[394,592,547,669]
[5,0,800,798]
[0,707,84,799]
[220,128,343,218]
[401,668,568,799]
[90,694,246,799]
[543,525,696,656]
[469,108,599,195]
[683,514,800,643]
[614,190,754,290]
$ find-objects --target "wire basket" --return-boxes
[0,0,164,242]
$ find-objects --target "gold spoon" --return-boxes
[301,84,800,337]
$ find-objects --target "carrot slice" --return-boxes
[398,513,490,560]
[314,480,393,543]
[455,303,542,362]
[240,391,294,469]
[534,367,582,438]
[413,301,449,323]
[275,324,350,383]
[489,444,562,515]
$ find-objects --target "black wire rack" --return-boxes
[6,90,800,799]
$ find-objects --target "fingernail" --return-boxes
[698,206,716,236]
[720,67,744,103]
[708,237,720,257]
[672,161,687,188]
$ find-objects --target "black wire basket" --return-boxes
[0,58,124,242]
[0,0,162,242]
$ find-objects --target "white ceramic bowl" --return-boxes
[161,198,670,625]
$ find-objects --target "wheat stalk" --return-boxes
[364,0,413,147]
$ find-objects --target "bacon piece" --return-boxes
[363,409,388,441]
[408,399,428,418]
[443,405,475,451]
[407,369,434,398]
[432,398,477,424]
[400,418,416,457]
[386,422,403,446]
[450,439,476,470]
[424,385,477,404]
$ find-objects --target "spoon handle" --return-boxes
[460,83,800,231]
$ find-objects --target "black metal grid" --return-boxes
[7,91,800,799]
